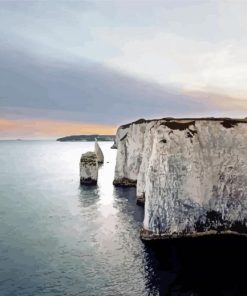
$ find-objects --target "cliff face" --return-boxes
[113,120,147,186]
[113,118,247,239]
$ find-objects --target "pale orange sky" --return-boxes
[0,118,116,139]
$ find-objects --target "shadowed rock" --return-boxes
[136,193,145,206]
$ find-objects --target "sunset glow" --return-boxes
[0,118,116,139]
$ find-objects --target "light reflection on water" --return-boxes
[0,141,246,296]
[0,141,158,296]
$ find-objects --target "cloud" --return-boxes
[186,90,247,115]
[0,46,218,127]
[2,0,247,100]
[92,27,247,100]
[1,0,247,139]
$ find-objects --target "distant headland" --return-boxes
[56,134,115,142]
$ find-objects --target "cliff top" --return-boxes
[80,152,97,164]
[120,117,247,130]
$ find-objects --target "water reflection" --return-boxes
[112,187,160,295]
[1,141,246,296]
[60,142,247,295]
[113,187,143,221]
[78,145,247,295]
[112,187,247,294]
[78,185,100,207]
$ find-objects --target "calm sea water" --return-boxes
[0,141,247,296]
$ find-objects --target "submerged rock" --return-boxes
[94,140,104,164]
[80,152,98,185]
[113,117,247,239]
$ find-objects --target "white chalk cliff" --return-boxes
[113,118,247,239]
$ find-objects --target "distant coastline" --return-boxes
[56,135,115,142]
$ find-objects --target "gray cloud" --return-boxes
[0,45,217,125]
[1,0,236,127]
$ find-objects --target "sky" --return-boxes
[0,0,247,139]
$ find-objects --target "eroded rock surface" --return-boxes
[80,152,98,185]
[113,118,247,239]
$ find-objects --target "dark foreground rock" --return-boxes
[144,234,247,295]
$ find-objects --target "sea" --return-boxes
[0,141,246,296]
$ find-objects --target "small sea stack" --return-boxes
[80,152,98,185]
[111,142,117,149]
[94,140,104,164]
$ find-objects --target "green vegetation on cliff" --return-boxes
[57,135,115,142]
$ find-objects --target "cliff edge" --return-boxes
[113,118,247,239]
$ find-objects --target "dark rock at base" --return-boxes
[140,228,247,241]
[143,234,247,295]
[113,178,137,187]
[80,177,97,186]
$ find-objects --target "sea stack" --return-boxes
[113,117,247,239]
[111,141,117,149]
[95,140,104,164]
[80,152,98,185]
